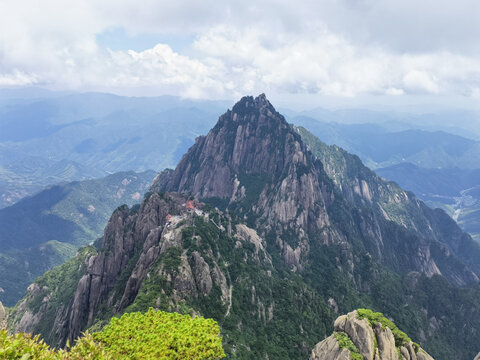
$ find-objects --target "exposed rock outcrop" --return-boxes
[295,126,480,286]
[154,94,335,241]
[311,310,434,360]
[0,300,5,328]
[311,335,351,360]
[152,95,480,285]
[474,352,480,360]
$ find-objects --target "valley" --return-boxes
[0,170,156,306]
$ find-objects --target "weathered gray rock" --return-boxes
[153,94,338,269]
[474,352,480,360]
[191,251,213,296]
[373,322,397,360]
[334,310,375,360]
[312,310,435,360]
[0,300,5,328]
[310,334,351,360]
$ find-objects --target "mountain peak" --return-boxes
[153,94,331,235]
[233,93,269,109]
[229,93,279,120]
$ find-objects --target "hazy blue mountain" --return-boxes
[292,116,480,169]
[0,92,227,206]
[294,106,480,140]
[0,170,155,305]
[0,145,106,208]
[376,163,480,243]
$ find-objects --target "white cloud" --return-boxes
[1,0,480,101]
[0,70,38,86]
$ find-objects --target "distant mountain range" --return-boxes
[0,170,155,306]
[292,116,480,170]
[0,91,226,207]
[376,163,480,243]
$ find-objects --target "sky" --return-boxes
[1,0,480,109]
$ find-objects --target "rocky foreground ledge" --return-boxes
[311,309,434,360]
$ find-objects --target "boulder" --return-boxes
[310,334,351,360]
[311,310,435,360]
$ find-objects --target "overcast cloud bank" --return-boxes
[1,0,480,103]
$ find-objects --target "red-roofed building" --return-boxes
[166,214,172,222]
[186,200,195,211]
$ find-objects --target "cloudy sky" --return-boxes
[1,0,480,107]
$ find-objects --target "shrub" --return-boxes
[333,331,363,360]
[357,308,411,347]
[93,308,225,359]
[0,309,225,360]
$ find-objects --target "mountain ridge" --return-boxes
[8,95,480,359]
[155,95,480,284]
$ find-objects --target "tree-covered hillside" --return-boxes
[0,170,155,306]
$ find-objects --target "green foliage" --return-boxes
[0,329,59,360]
[0,241,77,306]
[1,309,225,359]
[92,308,225,359]
[162,247,182,274]
[237,173,271,207]
[0,170,155,306]
[0,329,113,359]
[357,309,411,347]
[333,332,363,360]
[7,246,97,346]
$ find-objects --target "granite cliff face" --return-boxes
[8,95,480,359]
[154,94,333,236]
[296,126,480,285]
[153,95,479,285]
[311,310,434,360]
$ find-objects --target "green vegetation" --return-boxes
[0,241,77,306]
[0,329,113,360]
[162,247,182,274]
[7,246,97,345]
[1,309,224,359]
[0,330,59,360]
[333,332,363,360]
[10,197,480,359]
[0,170,156,306]
[93,309,225,359]
[357,309,411,347]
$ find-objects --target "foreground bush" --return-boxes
[92,308,225,359]
[0,309,225,359]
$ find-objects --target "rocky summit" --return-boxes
[8,95,480,360]
[154,94,480,284]
[311,310,434,360]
